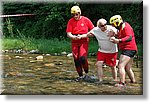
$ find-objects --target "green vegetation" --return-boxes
[3,2,142,42]
[2,2,143,56]
[2,38,142,56]
[2,37,99,54]
[2,38,71,54]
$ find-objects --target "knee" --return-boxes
[118,63,125,69]
[74,59,80,67]
[116,60,119,67]
[79,56,86,64]
[96,61,103,68]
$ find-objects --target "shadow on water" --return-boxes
[1,53,143,95]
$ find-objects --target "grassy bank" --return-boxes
[2,38,142,56]
[2,38,98,54]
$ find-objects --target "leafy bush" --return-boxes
[3,2,143,44]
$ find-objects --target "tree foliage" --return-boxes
[2,2,143,43]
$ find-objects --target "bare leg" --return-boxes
[111,66,118,81]
[96,61,104,82]
[125,58,136,83]
[118,55,131,84]
[116,60,119,68]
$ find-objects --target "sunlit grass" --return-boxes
[2,37,142,56]
[2,38,71,54]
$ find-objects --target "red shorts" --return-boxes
[97,51,118,67]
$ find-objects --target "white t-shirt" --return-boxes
[90,25,118,53]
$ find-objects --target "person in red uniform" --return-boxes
[109,15,137,87]
[66,6,94,81]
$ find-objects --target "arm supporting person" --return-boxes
[110,34,132,44]
[121,35,132,42]
[67,32,80,40]
[78,32,94,39]
[110,37,122,44]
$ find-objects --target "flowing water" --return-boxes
[1,53,143,95]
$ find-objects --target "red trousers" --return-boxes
[72,42,89,76]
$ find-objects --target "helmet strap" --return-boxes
[116,26,120,30]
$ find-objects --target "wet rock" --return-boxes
[65,80,72,82]
[29,57,33,59]
[15,56,23,59]
[29,60,36,63]
[54,53,58,56]
[15,49,23,54]
[15,56,20,58]
[36,55,43,60]
[9,49,15,53]
[61,51,67,55]
[45,54,51,56]
[4,72,21,78]
[44,63,55,67]
[67,53,72,57]
[29,50,39,54]
[57,53,61,56]
[52,53,61,56]
[55,62,63,65]
[4,50,9,53]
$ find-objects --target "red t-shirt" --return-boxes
[118,22,137,51]
[66,16,94,43]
